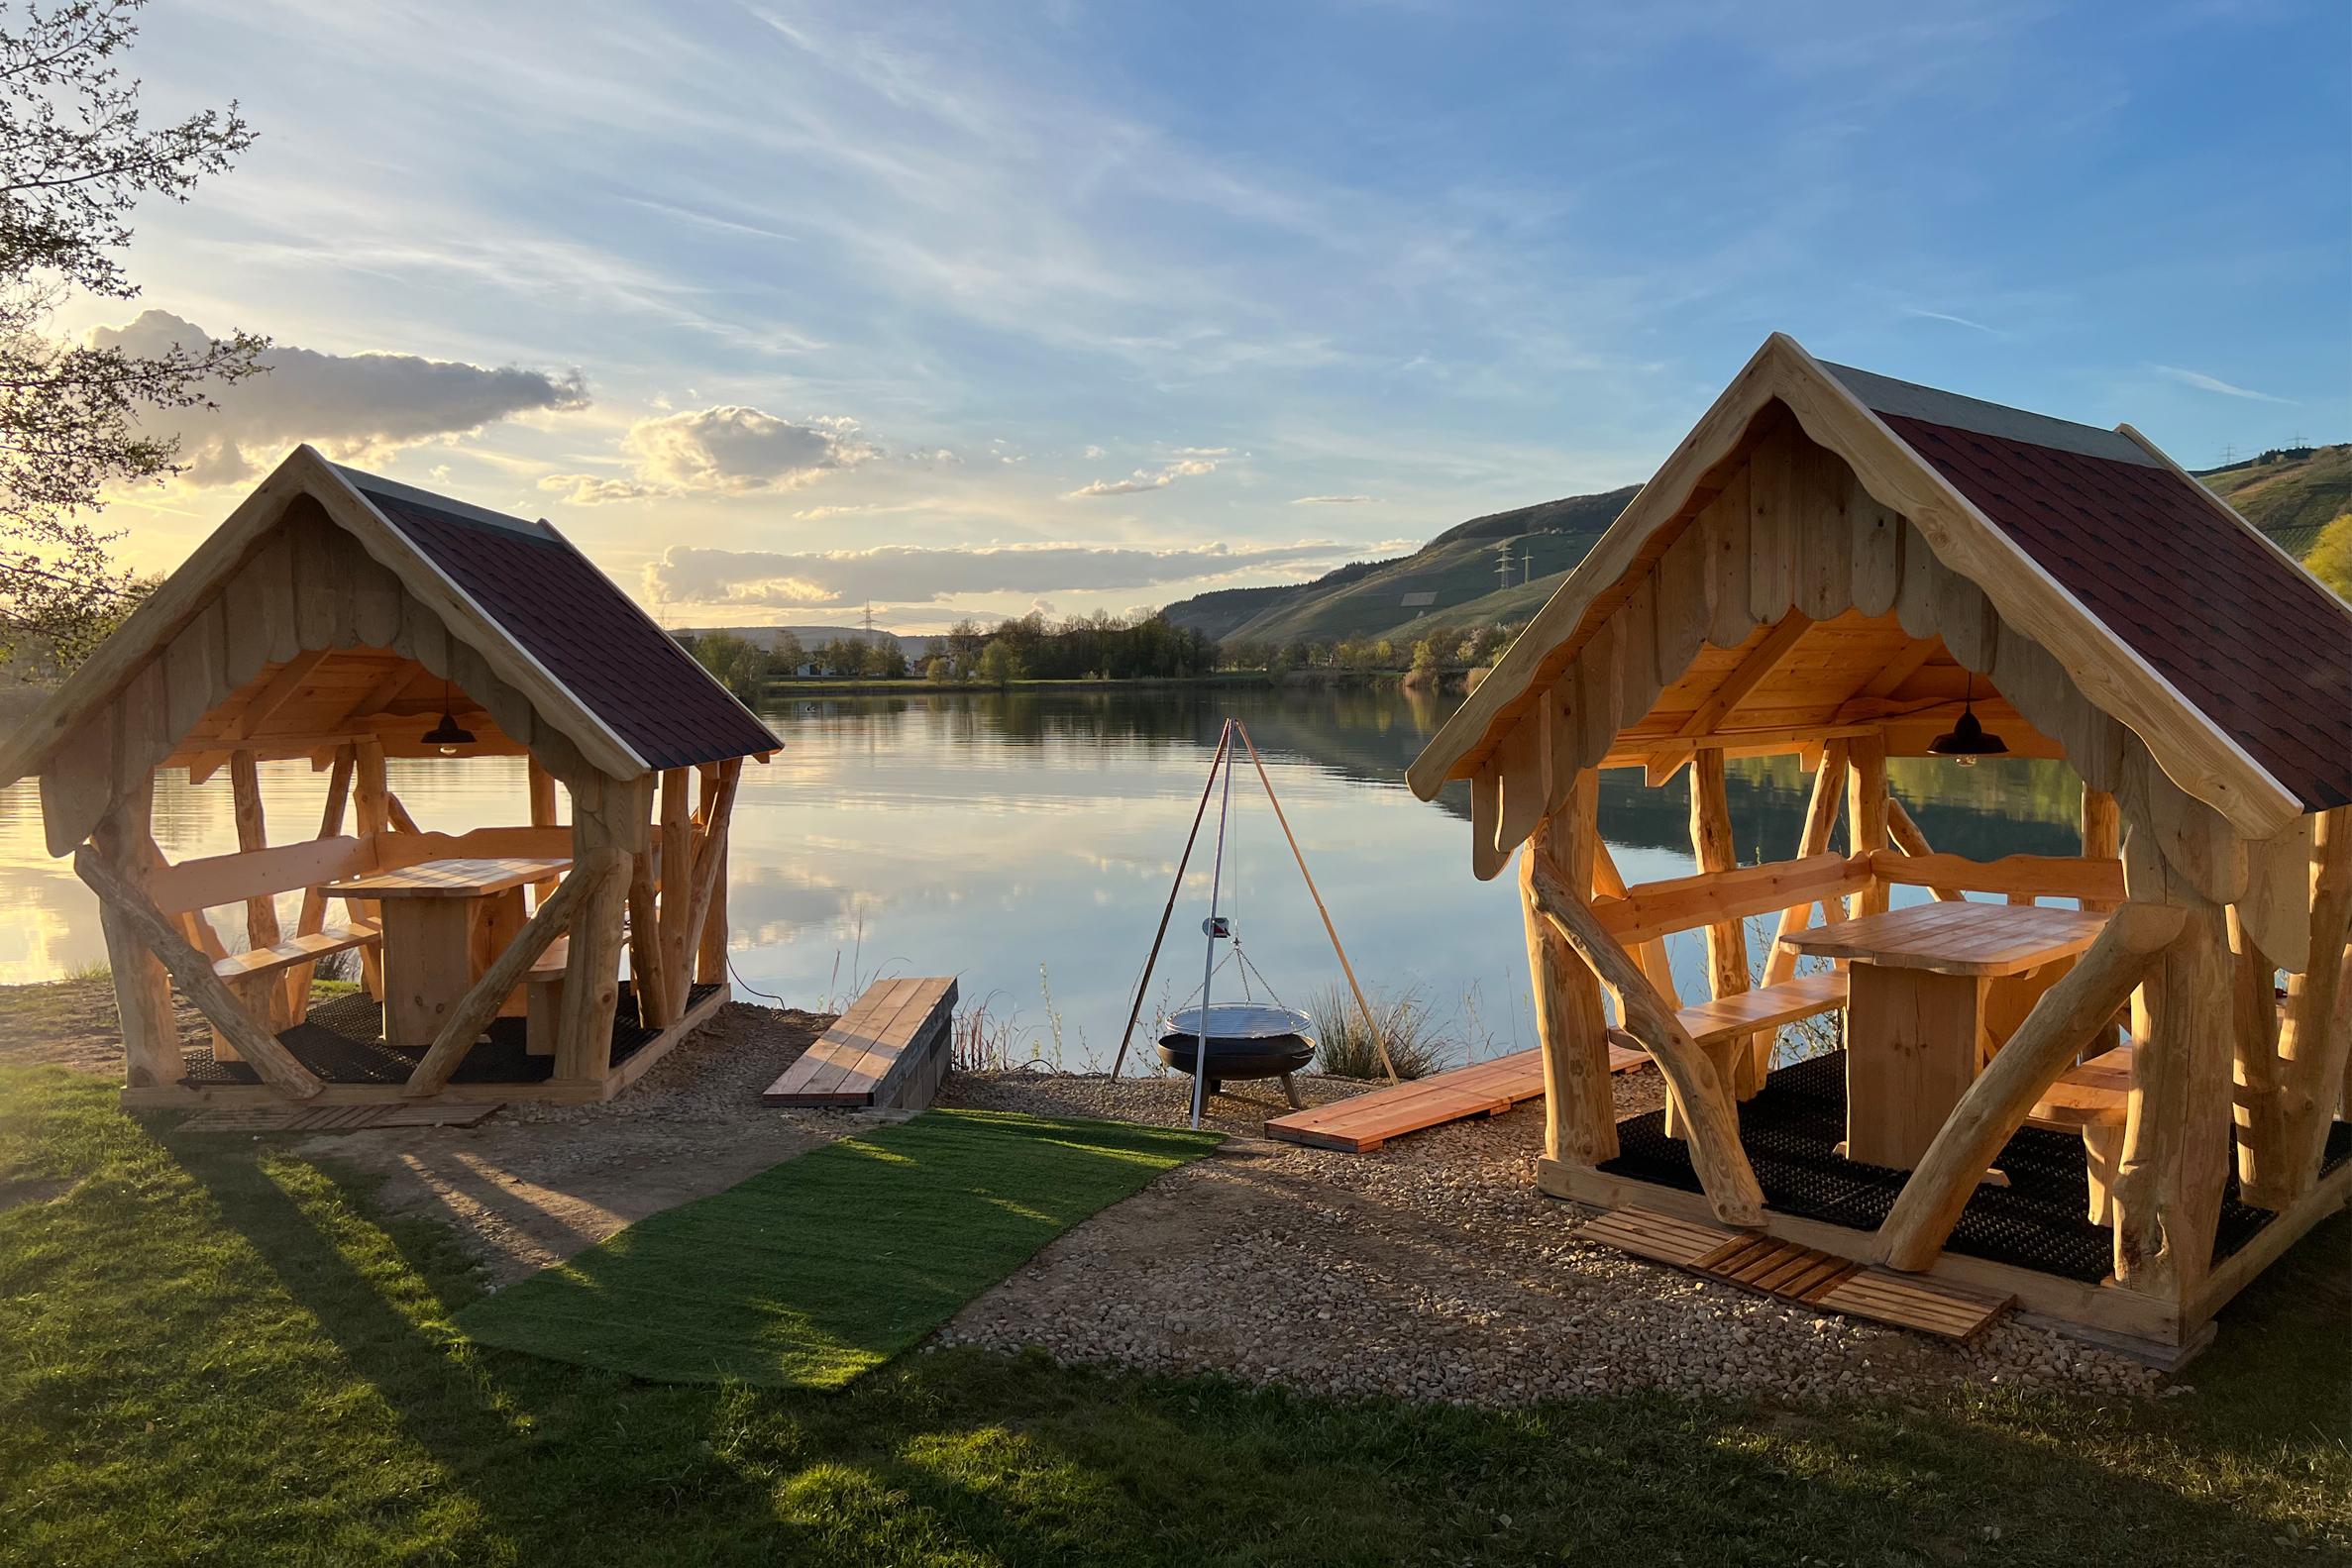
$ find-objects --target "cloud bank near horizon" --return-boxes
[643,537,1362,610]
[94,310,588,484]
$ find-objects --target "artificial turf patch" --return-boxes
[452,1107,1219,1389]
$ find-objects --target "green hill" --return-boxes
[2192,444,2349,558]
[1164,442,2344,651]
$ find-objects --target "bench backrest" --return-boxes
[1868,849,2123,904]
[1594,853,1871,945]
[146,824,599,916]
[149,835,374,916]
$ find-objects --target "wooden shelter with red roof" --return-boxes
[0,446,779,1108]
[1406,334,2351,1350]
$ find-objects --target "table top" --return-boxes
[1779,900,2106,978]
[325,857,569,900]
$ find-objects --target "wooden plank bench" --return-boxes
[1264,1040,1648,1153]
[211,921,379,983]
[525,935,570,1058]
[762,977,959,1110]
[1266,972,1848,1155]
[2028,1042,2133,1223]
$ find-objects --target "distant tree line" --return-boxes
[1217,621,1521,677]
[925,611,1218,683]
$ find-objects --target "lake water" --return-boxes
[0,684,2090,1069]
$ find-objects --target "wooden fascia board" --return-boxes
[1403,337,1790,799]
[1768,336,2300,839]
[0,455,313,788]
[301,451,650,781]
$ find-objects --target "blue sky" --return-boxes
[88,0,2350,629]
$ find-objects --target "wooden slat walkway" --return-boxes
[762,977,959,1110]
[1581,1204,2014,1341]
[1264,1041,1646,1153]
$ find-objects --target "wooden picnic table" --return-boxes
[1781,901,2106,1171]
[325,857,570,1048]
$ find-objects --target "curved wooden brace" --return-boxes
[1876,898,2186,1271]
[71,844,326,1100]
[1526,855,1765,1226]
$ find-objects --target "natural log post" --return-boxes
[2081,788,2121,913]
[1523,776,1617,1168]
[679,761,742,996]
[403,849,617,1097]
[89,778,184,1091]
[1885,797,1963,902]
[527,755,562,902]
[1526,854,1764,1226]
[72,845,324,1099]
[2227,909,2289,1209]
[384,792,423,835]
[1760,739,1850,1085]
[2277,806,2352,1198]
[2112,833,2235,1297]
[657,767,695,1019]
[282,744,355,1016]
[1688,750,1759,1098]
[625,839,670,1028]
[228,748,295,1032]
[352,738,389,997]
[1876,899,2184,1270]
[1846,734,1890,918]
[556,774,648,1084]
[696,832,730,984]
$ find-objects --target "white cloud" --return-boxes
[1067,454,1221,497]
[1292,493,1381,504]
[2152,365,2295,404]
[92,310,588,485]
[542,405,879,503]
[1083,444,1105,459]
[643,538,1359,609]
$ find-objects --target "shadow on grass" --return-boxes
[2,1068,2341,1565]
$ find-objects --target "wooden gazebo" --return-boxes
[0,447,779,1107]
[1408,335,2351,1349]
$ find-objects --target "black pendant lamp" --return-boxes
[422,679,475,754]
[1929,675,2006,765]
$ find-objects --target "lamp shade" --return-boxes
[1928,706,2005,758]
[422,711,475,748]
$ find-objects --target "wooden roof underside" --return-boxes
[1405,335,2322,841]
[1607,610,2061,771]
[168,647,527,774]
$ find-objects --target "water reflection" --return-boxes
[0,685,2086,1068]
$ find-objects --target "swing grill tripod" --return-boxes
[1109,718,1398,1102]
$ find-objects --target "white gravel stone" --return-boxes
[929,1066,2162,1407]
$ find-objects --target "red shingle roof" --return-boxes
[353,479,779,773]
[1871,412,2351,812]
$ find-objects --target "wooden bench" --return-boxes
[210,921,379,983]
[762,977,959,1110]
[1662,971,1852,1124]
[524,936,570,1057]
[1676,970,1850,1050]
[2028,1043,2133,1223]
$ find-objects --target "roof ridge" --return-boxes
[1818,362,2155,468]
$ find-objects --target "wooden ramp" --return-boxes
[1581,1205,2013,1342]
[1264,1041,1646,1153]
[762,977,959,1110]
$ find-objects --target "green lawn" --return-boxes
[1,1063,2345,1566]
[457,1110,1219,1389]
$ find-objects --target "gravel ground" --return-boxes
[934,1066,2162,1406]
